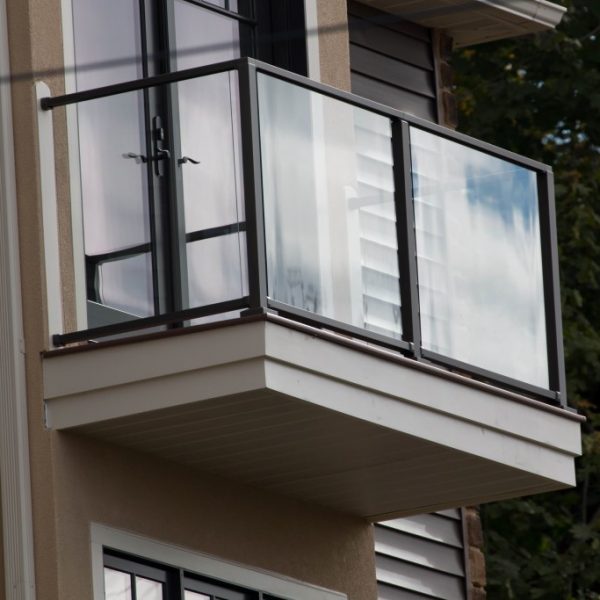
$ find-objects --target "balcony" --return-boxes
[41,58,582,519]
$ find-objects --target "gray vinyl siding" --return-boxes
[375,511,468,600]
[348,1,438,121]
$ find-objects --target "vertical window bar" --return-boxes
[538,170,567,406]
[238,59,268,314]
[392,119,421,356]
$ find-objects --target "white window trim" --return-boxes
[91,523,346,600]
[60,0,88,331]
[303,0,321,82]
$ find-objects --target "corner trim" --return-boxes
[0,0,37,597]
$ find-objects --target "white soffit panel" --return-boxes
[355,0,567,47]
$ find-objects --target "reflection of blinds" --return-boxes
[354,115,401,339]
[375,511,468,600]
[411,131,450,354]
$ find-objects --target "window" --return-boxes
[91,524,346,600]
[104,551,255,600]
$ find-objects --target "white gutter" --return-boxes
[360,0,567,46]
[479,0,567,29]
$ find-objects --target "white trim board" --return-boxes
[91,523,346,600]
[0,0,37,596]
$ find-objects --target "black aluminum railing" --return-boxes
[42,57,566,406]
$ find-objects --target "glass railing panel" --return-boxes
[410,126,549,389]
[76,89,154,326]
[73,70,248,331]
[257,73,402,340]
[177,72,248,311]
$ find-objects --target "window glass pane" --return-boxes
[104,568,132,600]
[185,591,210,600]
[258,74,401,339]
[186,232,248,308]
[410,127,549,388]
[135,576,164,600]
[73,0,143,90]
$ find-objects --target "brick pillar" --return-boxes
[464,506,486,599]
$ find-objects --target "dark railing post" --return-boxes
[392,119,421,357]
[238,58,269,315]
[538,170,567,407]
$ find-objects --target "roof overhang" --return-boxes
[357,0,567,46]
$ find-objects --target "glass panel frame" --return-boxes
[409,125,549,390]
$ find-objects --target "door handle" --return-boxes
[124,152,148,163]
[178,156,200,165]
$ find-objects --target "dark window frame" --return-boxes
[103,548,277,600]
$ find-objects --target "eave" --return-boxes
[356,0,567,46]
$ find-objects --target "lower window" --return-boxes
[104,550,269,600]
[92,524,345,600]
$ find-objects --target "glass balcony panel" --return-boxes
[97,253,154,318]
[77,90,153,319]
[410,126,549,389]
[186,232,248,307]
[257,73,402,340]
[177,73,245,233]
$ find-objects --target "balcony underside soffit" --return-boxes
[43,317,582,521]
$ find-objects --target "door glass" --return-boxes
[72,0,143,89]
[174,3,247,310]
[104,568,132,600]
[73,0,153,322]
[76,91,154,318]
[174,0,240,70]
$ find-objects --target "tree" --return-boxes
[453,1,600,597]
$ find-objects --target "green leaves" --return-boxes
[454,1,600,597]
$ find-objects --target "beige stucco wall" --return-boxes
[316,0,351,90]
[0,479,4,599]
[4,0,375,597]
[53,434,377,600]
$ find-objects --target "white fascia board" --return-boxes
[484,0,567,29]
[362,0,566,46]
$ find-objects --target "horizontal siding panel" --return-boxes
[374,526,465,576]
[351,74,436,120]
[348,1,431,41]
[379,515,463,548]
[376,555,465,600]
[350,45,435,98]
[435,509,461,520]
[378,582,444,600]
[349,15,433,69]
